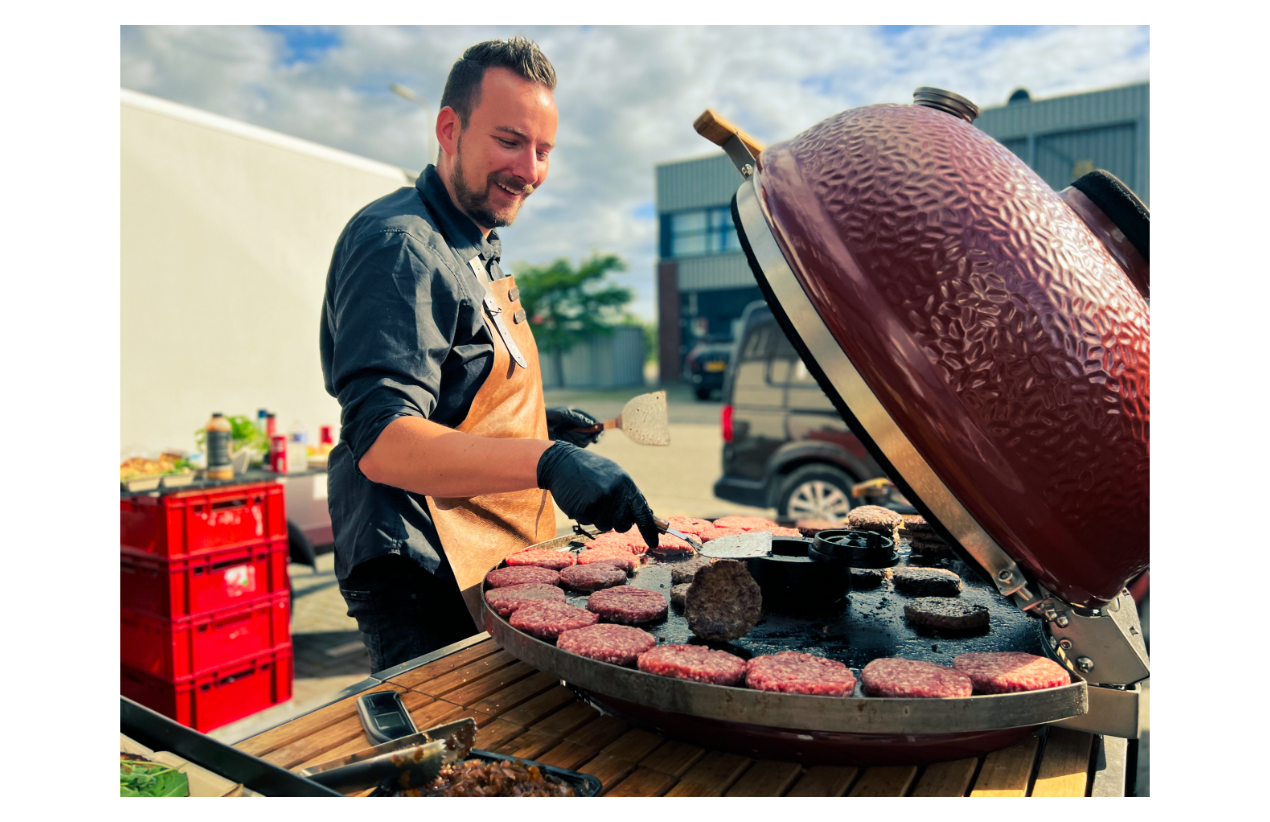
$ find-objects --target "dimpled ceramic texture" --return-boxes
[759,103,1149,606]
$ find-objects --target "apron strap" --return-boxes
[467,256,528,369]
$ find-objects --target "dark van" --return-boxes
[713,302,884,519]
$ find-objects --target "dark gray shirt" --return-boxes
[320,165,507,580]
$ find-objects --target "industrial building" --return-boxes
[654,81,1150,384]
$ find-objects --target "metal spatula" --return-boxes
[573,390,670,446]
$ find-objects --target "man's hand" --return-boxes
[544,407,602,448]
[537,442,658,551]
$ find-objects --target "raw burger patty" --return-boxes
[557,624,656,667]
[666,516,714,536]
[670,583,690,609]
[685,560,762,642]
[745,652,856,696]
[850,568,891,590]
[485,583,566,617]
[697,526,748,543]
[711,516,780,532]
[893,567,962,597]
[903,598,989,632]
[509,601,599,641]
[648,533,695,556]
[584,532,646,555]
[637,644,746,686]
[559,563,627,592]
[953,652,1071,694]
[770,527,804,538]
[504,549,576,570]
[485,566,560,589]
[576,547,639,572]
[847,505,902,534]
[670,555,715,584]
[587,586,668,624]
[860,658,973,698]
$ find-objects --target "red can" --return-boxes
[269,434,288,474]
[319,425,334,446]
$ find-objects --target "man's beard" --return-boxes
[451,145,534,230]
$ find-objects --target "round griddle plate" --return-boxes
[484,538,1085,754]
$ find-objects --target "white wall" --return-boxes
[121,90,414,456]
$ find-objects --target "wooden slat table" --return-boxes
[237,635,1127,797]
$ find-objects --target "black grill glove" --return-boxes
[544,407,602,448]
[537,441,658,551]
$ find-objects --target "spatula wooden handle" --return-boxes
[571,419,618,435]
[694,109,766,161]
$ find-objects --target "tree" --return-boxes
[512,253,634,386]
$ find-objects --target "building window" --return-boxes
[661,205,742,258]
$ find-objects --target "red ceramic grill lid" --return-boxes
[734,90,1149,607]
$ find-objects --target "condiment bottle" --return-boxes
[206,413,234,480]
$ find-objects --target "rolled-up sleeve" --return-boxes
[323,229,462,464]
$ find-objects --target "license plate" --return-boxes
[705,361,726,372]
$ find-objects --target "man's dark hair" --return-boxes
[440,37,557,129]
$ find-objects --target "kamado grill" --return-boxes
[481,88,1149,766]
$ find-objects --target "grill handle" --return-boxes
[694,109,766,170]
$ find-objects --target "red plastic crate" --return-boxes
[121,592,290,680]
[121,482,286,559]
[120,537,289,618]
[121,645,293,733]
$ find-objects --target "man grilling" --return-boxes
[321,37,659,673]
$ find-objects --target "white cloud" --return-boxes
[120,24,1150,321]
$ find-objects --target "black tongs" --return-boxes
[297,718,475,794]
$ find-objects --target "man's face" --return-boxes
[448,67,558,231]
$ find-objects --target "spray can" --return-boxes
[206,413,234,480]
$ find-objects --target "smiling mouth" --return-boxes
[494,180,532,198]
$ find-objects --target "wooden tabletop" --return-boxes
[236,636,1124,797]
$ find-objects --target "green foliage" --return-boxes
[193,414,270,455]
[120,760,190,797]
[512,254,634,361]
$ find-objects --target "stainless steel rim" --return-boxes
[484,595,1087,735]
[787,480,851,519]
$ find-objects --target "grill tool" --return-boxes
[572,390,670,446]
[574,517,705,552]
[653,516,704,551]
[298,719,475,794]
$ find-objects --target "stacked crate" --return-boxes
[121,481,293,732]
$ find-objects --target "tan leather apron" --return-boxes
[424,264,555,626]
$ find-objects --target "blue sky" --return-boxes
[121,25,1150,321]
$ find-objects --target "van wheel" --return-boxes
[777,464,855,520]
[695,388,712,400]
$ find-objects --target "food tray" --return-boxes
[122,475,163,492]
